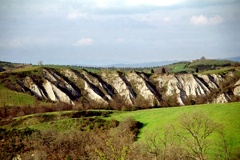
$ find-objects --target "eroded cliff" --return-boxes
[4,67,240,106]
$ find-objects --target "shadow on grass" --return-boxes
[135,122,147,141]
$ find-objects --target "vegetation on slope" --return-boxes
[0,110,142,159]
[1,102,240,159]
[108,102,240,145]
[108,102,240,159]
[166,61,194,73]
[165,59,239,73]
[200,66,240,76]
[0,84,39,106]
[0,61,33,72]
[187,59,234,69]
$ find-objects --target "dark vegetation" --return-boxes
[0,113,143,160]
[1,110,239,159]
[0,102,73,121]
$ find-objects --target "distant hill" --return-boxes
[105,60,179,68]
[223,56,240,62]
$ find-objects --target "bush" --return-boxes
[160,94,180,107]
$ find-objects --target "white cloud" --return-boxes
[73,38,93,46]
[209,15,225,25]
[68,12,88,20]
[164,17,170,22]
[93,0,186,8]
[190,15,224,25]
[126,0,185,7]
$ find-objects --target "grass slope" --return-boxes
[167,62,194,73]
[107,102,240,147]
[189,59,233,68]
[0,84,38,106]
[200,66,240,75]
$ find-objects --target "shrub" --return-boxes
[160,94,180,107]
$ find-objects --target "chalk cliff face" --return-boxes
[12,67,240,105]
[234,80,240,97]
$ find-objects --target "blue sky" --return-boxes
[0,0,240,66]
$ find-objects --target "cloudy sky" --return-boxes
[0,0,240,66]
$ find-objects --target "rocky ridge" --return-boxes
[9,67,240,106]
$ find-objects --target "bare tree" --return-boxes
[141,125,186,160]
[38,60,43,66]
[200,56,206,60]
[176,111,220,160]
[215,127,234,160]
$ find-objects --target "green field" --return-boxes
[189,59,234,68]
[200,66,240,75]
[167,62,195,73]
[0,84,38,106]
[107,102,240,147]
[3,101,240,147]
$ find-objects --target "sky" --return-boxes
[0,0,240,66]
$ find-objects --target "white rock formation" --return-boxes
[234,79,240,96]
[213,93,231,104]
[127,72,156,105]
[210,74,223,85]
[43,69,80,97]
[198,74,218,89]
[104,72,134,105]
[84,82,107,105]
[154,74,210,105]
[23,77,47,98]
[30,83,47,99]
[43,80,74,105]
[62,69,79,82]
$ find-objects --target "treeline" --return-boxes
[45,64,166,72]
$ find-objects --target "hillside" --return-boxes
[108,102,240,144]
[0,61,33,72]
[164,59,239,73]
[1,63,240,159]
[1,102,240,159]
[0,65,240,109]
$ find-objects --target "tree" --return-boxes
[200,56,206,60]
[195,67,199,73]
[142,125,179,160]
[233,62,240,67]
[176,111,220,160]
[155,67,170,74]
[162,68,166,74]
[215,128,233,160]
[151,69,154,73]
[38,60,43,66]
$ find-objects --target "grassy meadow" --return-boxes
[0,84,38,106]
[107,102,240,147]
[167,62,195,73]
[200,66,240,75]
